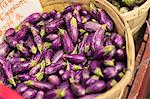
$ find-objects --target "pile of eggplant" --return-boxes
[0,2,127,99]
[108,0,146,13]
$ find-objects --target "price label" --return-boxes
[0,0,43,43]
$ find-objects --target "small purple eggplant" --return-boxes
[48,75,60,86]
[103,59,115,67]
[54,12,62,19]
[64,89,73,99]
[45,62,65,75]
[63,54,86,64]
[104,38,113,46]
[31,26,43,53]
[44,49,53,66]
[25,37,37,54]
[30,53,42,67]
[13,61,30,74]
[35,91,44,99]
[22,89,37,99]
[98,9,114,31]
[42,12,50,20]
[85,75,99,87]
[16,83,29,94]
[115,48,126,61]
[14,25,29,40]
[29,64,40,76]
[7,57,25,65]
[64,12,73,32]
[82,14,91,23]
[6,37,18,47]
[70,83,85,97]
[0,57,15,86]
[60,81,70,89]
[51,36,62,50]
[25,80,54,90]
[50,9,57,17]
[81,68,90,83]
[74,71,82,83]
[45,18,64,33]
[84,21,102,32]
[45,89,57,99]
[115,62,126,72]
[29,13,41,24]
[70,64,82,71]
[113,34,125,48]
[62,70,70,81]
[59,28,74,54]
[80,9,88,15]
[0,41,10,57]
[45,34,58,42]
[86,80,106,94]
[103,67,118,79]
[51,50,64,64]
[89,60,103,77]
[89,2,98,20]
[69,17,79,44]
[5,28,15,37]
[73,10,82,24]
[59,69,65,76]
[18,74,31,81]
[63,6,74,14]
[107,79,117,89]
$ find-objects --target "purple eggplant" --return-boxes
[113,34,125,48]
[50,9,57,17]
[104,38,113,46]
[45,18,64,33]
[115,62,126,72]
[107,79,117,89]
[98,9,114,31]
[115,48,126,61]
[48,75,60,86]
[42,12,50,20]
[74,4,82,11]
[25,37,37,54]
[60,81,70,89]
[29,63,41,76]
[51,50,64,64]
[74,71,82,83]
[30,53,42,67]
[59,69,65,76]
[29,13,41,24]
[15,25,29,40]
[16,83,29,94]
[69,17,78,44]
[73,10,82,23]
[86,80,106,94]
[54,12,62,19]
[18,74,31,81]
[103,59,115,67]
[45,89,57,99]
[25,80,54,90]
[80,9,88,15]
[45,62,65,75]
[35,91,44,99]
[62,70,70,81]
[22,88,37,99]
[71,83,85,97]
[51,36,62,50]
[81,68,90,83]
[63,54,85,64]
[0,41,10,57]
[85,75,99,87]
[89,60,103,77]
[44,49,53,66]
[31,26,43,53]
[64,89,73,99]
[7,57,26,65]
[70,64,82,71]
[45,34,58,42]
[63,6,74,14]
[103,67,118,79]
[89,2,98,20]
[82,14,91,23]
[78,33,89,54]
[59,28,74,53]
[0,57,15,86]
[5,28,15,37]
[64,12,73,31]
[6,37,18,47]
[0,67,6,84]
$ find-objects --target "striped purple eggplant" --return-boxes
[62,70,70,81]
[42,12,50,20]
[69,17,79,44]
[60,81,70,89]
[31,26,43,53]
[45,89,57,99]
[0,57,16,86]
[103,67,118,79]
[113,34,125,48]
[64,89,73,99]
[85,75,99,87]
[22,88,37,99]
[16,83,29,94]
[13,61,30,74]
[80,9,88,15]
[18,74,31,81]
[29,13,41,24]
[115,62,126,72]
[54,12,62,19]
[64,12,73,32]
[89,60,103,77]
[63,54,86,64]
[6,37,18,47]
[30,53,42,67]
[63,6,74,14]
[35,91,44,99]
[50,9,57,17]
[86,80,106,94]
[81,68,90,83]
[51,36,62,50]
[25,80,54,90]
[74,71,82,83]
[48,75,60,86]
[45,34,58,42]
[73,10,82,24]
[45,18,64,33]
[89,2,98,20]
[44,49,53,66]
[115,48,126,61]
[24,37,37,54]
[70,64,82,71]
[84,21,102,32]
[0,41,10,57]
[71,83,85,97]
[5,28,15,37]
[82,14,91,23]
[14,25,29,40]
[29,63,41,76]
[51,50,64,64]
[59,28,74,54]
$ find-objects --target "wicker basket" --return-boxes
[104,0,150,38]
[41,0,135,99]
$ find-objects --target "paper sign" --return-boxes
[0,0,43,43]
